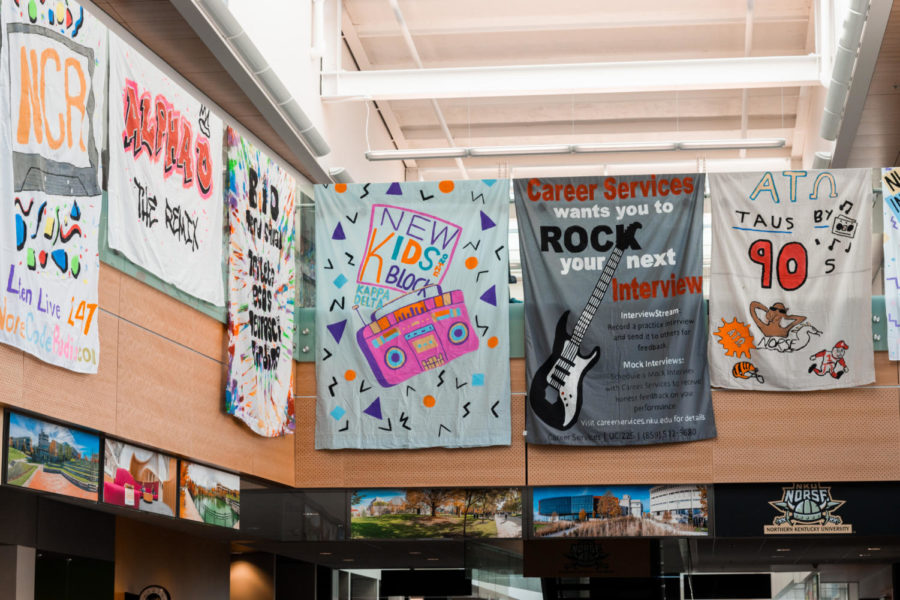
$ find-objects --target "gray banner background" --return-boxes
[515,175,716,445]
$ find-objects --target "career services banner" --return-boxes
[226,128,295,437]
[883,167,900,360]
[107,33,225,306]
[708,169,873,390]
[315,180,510,449]
[514,175,716,446]
[0,0,105,372]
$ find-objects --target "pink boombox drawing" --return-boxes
[355,285,479,387]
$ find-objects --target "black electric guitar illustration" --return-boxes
[529,243,627,431]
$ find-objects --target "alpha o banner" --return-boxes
[107,33,225,306]
[514,175,716,446]
[226,128,295,437]
[882,167,900,360]
[0,0,105,372]
[315,180,510,449]
[708,169,874,390]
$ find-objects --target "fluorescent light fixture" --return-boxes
[366,147,468,161]
[468,144,572,157]
[678,138,786,150]
[574,141,678,153]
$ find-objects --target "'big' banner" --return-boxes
[315,180,511,449]
[708,170,874,390]
[107,33,225,306]
[515,175,716,446]
[0,0,105,372]
[226,128,295,437]
[883,167,900,360]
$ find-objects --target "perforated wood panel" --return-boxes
[294,361,527,488]
[0,265,295,487]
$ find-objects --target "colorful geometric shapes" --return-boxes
[70,255,80,278]
[38,250,47,268]
[327,319,347,344]
[26,248,36,270]
[43,214,55,238]
[480,210,496,230]
[439,180,455,193]
[386,182,403,195]
[487,336,499,348]
[482,179,497,186]
[423,395,436,408]
[70,200,81,221]
[333,273,348,288]
[480,285,497,306]
[472,373,485,386]
[344,369,356,381]
[15,215,25,250]
[332,222,346,240]
[363,397,383,420]
[50,249,67,273]
[330,406,346,421]
[465,257,478,269]
[335,183,347,193]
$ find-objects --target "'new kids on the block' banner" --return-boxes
[315,180,511,449]
[514,175,716,446]
[0,0,105,372]
[709,170,874,390]
[226,128,295,437]
[882,167,900,360]
[107,33,225,306]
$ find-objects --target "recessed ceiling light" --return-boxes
[427,557,440,561]
[776,548,791,552]
[867,547,881,551]
[319,552,332,556]
[409,551,422,555]
[859,553,871,557]
[342,558,355,562]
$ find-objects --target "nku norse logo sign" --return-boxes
[765,483,852,534]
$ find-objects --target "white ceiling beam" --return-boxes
[322,55,821,101]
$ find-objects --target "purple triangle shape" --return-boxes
[332,222,345,240]
[480,210,496,230]
[480,285,497,306]
[363,397,383,420]
[327,319,347,344]
[386,182,403,195]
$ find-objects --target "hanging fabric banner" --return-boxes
[107,33,225,306]
[708,169,874,389]
[225,128,295,437]
[315,180,511,449]
[883,167,900,360]
[514,175,716,446]
[0,0,105,372]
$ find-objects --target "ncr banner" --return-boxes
[0,0,105,372]
[708,169,874,390]
[315,180,510,449]
[514,175,716,446]
[225,128,295,437]
[883,167,900,360]
[107,33,225,306]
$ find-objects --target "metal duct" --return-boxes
[819,0,870,141]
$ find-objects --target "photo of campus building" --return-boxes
[179,462,240,529]
[533,485,708,537]
[6,412,100,501]
[351,488,522,539]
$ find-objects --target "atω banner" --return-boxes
[514,175,716,446]
[225,128,295,437]
[315,180,510,449]
[0,0,105,372]
[708,169,874,390]
[107,33,225,306]
[883,167,900,360]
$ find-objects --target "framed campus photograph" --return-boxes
[5,411,101,502]
[102,438,178,517]
[351,488,523,539]
[179,460,240,529]
[532,485,709,538]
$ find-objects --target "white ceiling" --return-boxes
[337,0,824,179]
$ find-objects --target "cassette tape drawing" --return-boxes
[356,285,479,387]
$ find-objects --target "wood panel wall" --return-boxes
[0,265,295,486]
[295,354,900,488]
